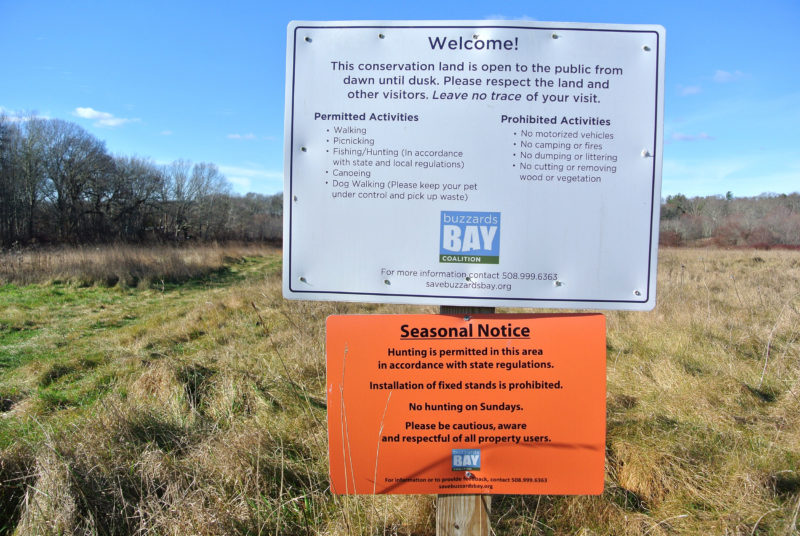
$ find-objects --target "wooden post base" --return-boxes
[436,495,492,536]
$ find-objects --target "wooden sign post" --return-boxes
[437,493,491,536]
[438,305,494,536]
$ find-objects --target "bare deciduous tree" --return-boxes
[0,115,282,247]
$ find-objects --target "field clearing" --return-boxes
[0,246,799,535]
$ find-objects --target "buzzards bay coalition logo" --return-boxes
[439,211,500,264]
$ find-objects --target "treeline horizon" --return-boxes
[0,115,282,248]
[660,191,800,248]
[3,114,799,250]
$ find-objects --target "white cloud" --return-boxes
[73,107,138,127]
[0,107,49,122]
[679,85,702,96]
[74,107,109,119]
[227,133,257,140]
[226,176,252,189]
[0,106,22,122]
[160,130,173,136]
[713,70,745,83]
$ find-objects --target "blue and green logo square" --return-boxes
[439,211,500,264]
[452,449,481,471]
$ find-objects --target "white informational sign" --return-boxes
[283,21,665,310]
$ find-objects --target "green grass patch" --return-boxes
[0,251,281,443]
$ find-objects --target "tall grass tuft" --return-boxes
[0,243,276,287]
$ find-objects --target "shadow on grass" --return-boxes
[773,471,800,496]
[121,411,196,455]
[177,364,216,414]
[606,484,649,513]
[743,383,778,403]
[0,450,34,536]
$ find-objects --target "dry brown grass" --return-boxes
[0,243,277,287]
[598,248,800,535]
[1,246,798,535]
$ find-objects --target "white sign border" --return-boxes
[283,20,665,311]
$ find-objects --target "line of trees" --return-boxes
[660,192,800,247]
[0,115,282,247]
[4,114,798,250]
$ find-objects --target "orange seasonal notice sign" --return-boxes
[326,314,606,495]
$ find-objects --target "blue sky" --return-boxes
[1,0,797,198]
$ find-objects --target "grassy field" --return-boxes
[0,245,798,535]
